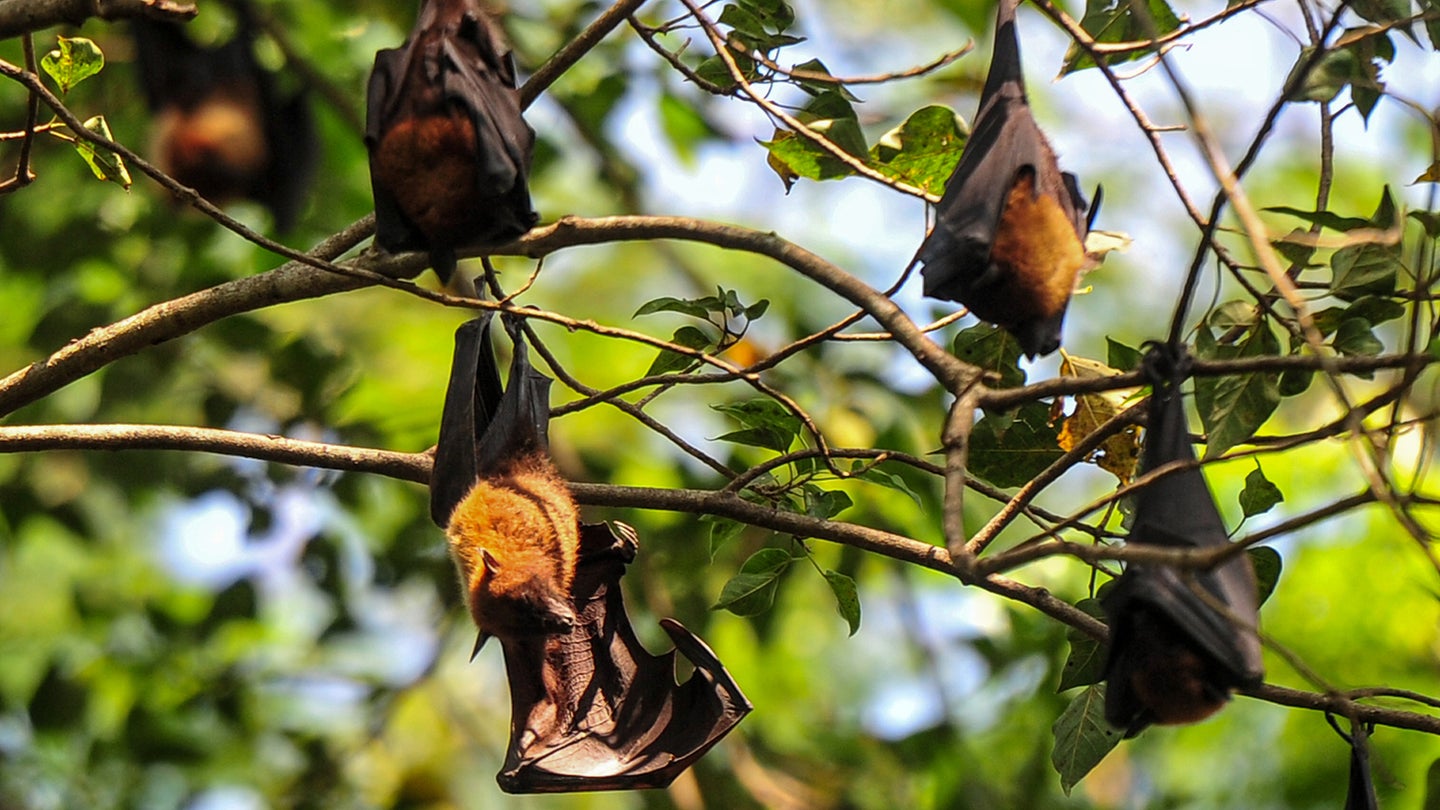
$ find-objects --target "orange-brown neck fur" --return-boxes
[446,451,579,640]
[977,170,1085,328]
[372,108,482,244]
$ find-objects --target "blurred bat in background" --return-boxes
[429,316,751,792]
[366,0,537,284]
[915,0,1095,358]
[131,2,317,232]
[1101,343,1264,736]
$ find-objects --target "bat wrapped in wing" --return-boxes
[366,0,538,283]
[1101,344,1264,736]
[916,0,1096,358]
[430,315,751,792]
[131,0,318,232]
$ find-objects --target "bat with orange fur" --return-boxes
[915,0,1096,358]
[1101,344,1264,736]
[429,317,751,792]
[131,3,317,232]
[366,0,537,284]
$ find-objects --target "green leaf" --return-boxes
[71,116,131,188]
[658,91,721,164]
[1105,338,1143,373]
[1051,684,1123,794]
[1238,463,1284,518]
[1411,210,1440,237]
[1332,318,1384,358]
[968,402,1063,488]
[713,548,793,615]
[694,49,755,89]
[1344,295,1406,325]
[1058,598,1107,691]
[1194,321,1282,459]
[853,463,924,507]
[739,0,796,30]
[703,516,746,559]
[713,399,802,451]
[646,325,715,375]
[1278,366,1314,396]
[1265,205,1372,233]
[953,324,1026,389]
[1283,46,1362,103]
[636,296,714,319]
[790,58,858,99]
[822,570,861,635]
[1061,0,1182,75]
[1248,547,1283,606]
[1331,243,1399,302]
[41,37,104,93]
[803,486,852,519]
[870,105,967,196]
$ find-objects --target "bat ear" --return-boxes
[481,548,501,573]
[471,632,493,660]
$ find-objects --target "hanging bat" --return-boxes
[1101,344,1263,736]
[131,3,318,232]
[915,0,1095,358]
[1328,714,1379,810]
[431,313,578,650]
[429,317,751,792]
[366,0,538,284]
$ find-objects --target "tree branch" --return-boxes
[0,0,194,40]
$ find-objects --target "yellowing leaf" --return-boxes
[1056,354,1141,483]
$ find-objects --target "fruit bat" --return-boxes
[429,316,752,791]
[366,0,538,284]
[131,4,318,232]
[432,313,578,648]
[1101,344,1264,736]
[1328,715,1379,810]
[916,0,1095,358]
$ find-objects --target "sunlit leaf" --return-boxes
[1061,0,1182,75]
[41,37,104,93]
[870,105,967,196]
[71,116,132,189]
[1056,354,1141,482]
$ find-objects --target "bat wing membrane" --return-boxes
[429,313,503,527]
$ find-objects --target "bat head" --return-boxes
[469,550,577,640]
